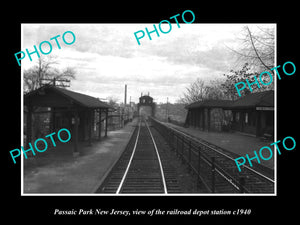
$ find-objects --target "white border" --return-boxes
[274,23,277,195]
[21,23,277,196]
[21,23,24,195]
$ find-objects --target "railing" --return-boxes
[150,117,248,193]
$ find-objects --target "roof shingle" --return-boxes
[231,90,274,108]
[185,90,274,110]
[52,86,112,108]
[25,85,112,109]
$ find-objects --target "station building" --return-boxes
[184,90,274,138]
[137,93,156,118]
[185,100,232,132]
[24,85,112,155]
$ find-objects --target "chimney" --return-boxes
[124,84,127,105]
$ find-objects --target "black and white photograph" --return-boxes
[21,23,276,195]
[4,5,298,222]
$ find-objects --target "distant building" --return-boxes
[184,90,274,137]
[137,93,156,118]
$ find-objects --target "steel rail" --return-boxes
[152,118,275,184]
[171,126,274,184]
[145,120,168,194]
[116,120,141,194]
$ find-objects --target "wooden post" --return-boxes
[87,109,93,146]
[73,110,79,156]
[98,109,101,141]
[105,108,108,137]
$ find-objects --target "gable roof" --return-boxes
[25,85,112,109]
[52,86,112,108]
[185,90,274,110]
[231,90,274,108]
[185,99,232,109]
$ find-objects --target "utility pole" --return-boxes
[40,77,70,87]
[124,84,127,105]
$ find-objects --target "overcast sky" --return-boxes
[21,23,273,103]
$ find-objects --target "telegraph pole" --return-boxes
[124,84,127,105]
[40,77,70,87]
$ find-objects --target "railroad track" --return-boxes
[96,118,181,194]
[150,118,275,194]
[97,117,274,194]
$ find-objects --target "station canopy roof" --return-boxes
[185,90,274,110]
[24,85,112,109]
[230,90,274,109]
[185,99,232,109]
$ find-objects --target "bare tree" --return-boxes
[179,78,227,104]
[228,25,275,72]
[205,78,227,100]
[23,56,76,93]
[106,96,120,108]
[220,25,275,100]
[221,62,274,100]
[180,78,208,104]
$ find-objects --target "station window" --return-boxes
[245,113,248,124]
